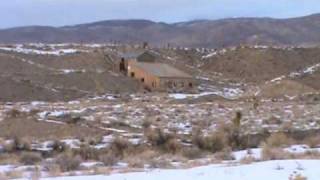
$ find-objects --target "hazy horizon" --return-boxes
[1,0,320,29]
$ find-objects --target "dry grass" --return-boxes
[305,136,320,148]
[265,133,292,148]
[55,152,82,172]
[5,170,23,179]
[19,152,43,165]
[261,144,290,160]
[239,156,256,164]
[45,163,62,177]
[0,153,19,165]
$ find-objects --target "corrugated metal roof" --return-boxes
[133,62,192,78]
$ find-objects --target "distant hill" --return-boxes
[1,14,320,48]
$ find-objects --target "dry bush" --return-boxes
[4,137,31,152]
[261,143,289,160]
[289,173,307,180]
[182,147,203,160]
[126,157,145,168]
[192,129,227,153]
[74,145,99,161]
[20,152,42,165]
[0,173,8,180]
[145,128,181,154]
[44,163,61,177]
[149,158,172,169]
[239,156,256,164]
[109,137,132,158]
[5,109,23,118]
[30,166,41,180]
[265,133,292,148]
[99,151,119,166]
[305,136,320,148]
[50,140,68,153]
[300,150,320,159]
[5,170,23,179]
[215,148,235,161]
[0,153,19,164]
[55,152,82,172]
[142,119,152,129]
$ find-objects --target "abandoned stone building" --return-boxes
[119,51,196,92]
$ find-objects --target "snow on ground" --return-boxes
[26,160,320,180]
[169,88,243,99]
[0,45,85,56]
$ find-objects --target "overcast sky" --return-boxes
[1,0,320,29]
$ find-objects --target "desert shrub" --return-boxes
[50,140,68,153]
[0,153,19,164]
[109,137,132,158]
[182,147,203,160]
[5,137,31,152]
[5,109,23,118]
[5,170,23,179]
[265,133,292,148]
[261,143,289,160]
[145,128,181,154]
[232,111,242,128]
[0,173,8,180]
[20,152,42,165]
[149,159,171,169]
[74,145,99,161]
[305,136,320,148]
[87,136,103,146]
[192,130,226,153]
[55,152,82,172]
[142,119,152,129]
[215,147,235,161]
[239,156,256,164]
[43,163,61,177]
[99,151,119,166]
[289,173,307,180]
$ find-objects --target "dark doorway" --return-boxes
[131,72,135,78]
[141,78,145,82]
[189,82,193,88]
[119,58,126,72]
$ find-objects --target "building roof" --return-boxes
[133,62,193,78]
[120,51,144,59]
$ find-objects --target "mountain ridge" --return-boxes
[1,13,320,47]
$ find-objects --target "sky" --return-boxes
[1,0,320,29]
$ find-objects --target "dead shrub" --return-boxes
[5,170,23,179]
[215,147,235,161]
[99,151,119,166]
[289,173,307,180]
[305,136,320,148]
[0,173,8,180]
[5,109,23,118]
[20,152,42,165]
[4,137,31,152]
[239,156,256,164]
[149,158,171,169]
[0,153,19,164]
[49,140,68,153]
[55,152,82,172]
[265,133,292,148]
[74,145,99,161]
[109,137,132,158]
[182,147,203,160]
[44,163,61,177]
[261,143,289,160]
[145,128,181,154]
[192,130,227,153]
